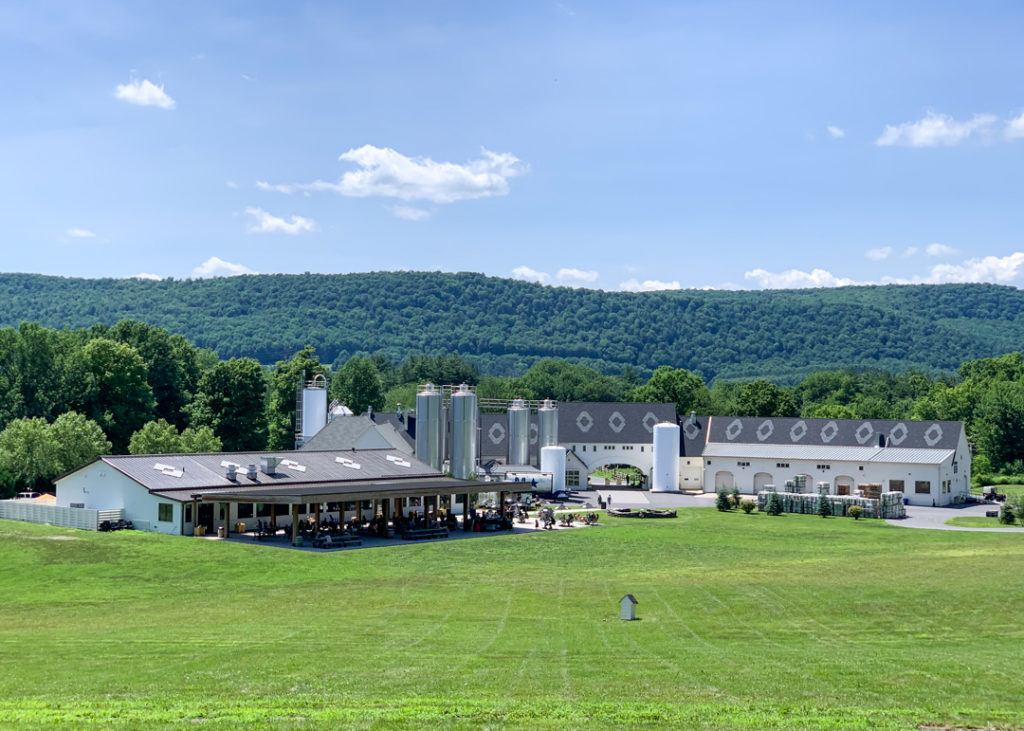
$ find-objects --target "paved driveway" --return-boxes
[886,502,1024,532]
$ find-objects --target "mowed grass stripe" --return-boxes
[1,510,1022,729]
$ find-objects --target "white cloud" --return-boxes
[191,256,256,278]
[865,246,892,261]
[902,247,919,258]
[926,243,957,257]
[884,253,1024,285]
[225,180,238,189]
[261,145,528,204]
[511,266,551,284]
[114,78,175,109]
[826,125,845,139]
[130,272,163,281]
[1006,113,1024,140]
[619,278,681,292]
[557,268,598,284]
[244,207,316,235]
[392,205,431,221]
[876,111,995,147]
[744,268,860,289]
[66,228,96,239]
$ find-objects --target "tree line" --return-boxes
[2,319,1022,496]
[4,272,1024,382]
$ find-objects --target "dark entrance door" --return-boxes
[198,503,215,533]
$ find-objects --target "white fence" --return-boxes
[0,501,123,530]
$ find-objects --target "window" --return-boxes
[158,503,173,522]
[566,470,580,487]
[915,480,931,494]
[858,466,864,471]
[238,503,254,519]
[953,460,958,474]
[736,461,750,467]
[640,446,645,452]
[257,503,271,517]
[185,504,192,523]
[775,462,789,469]
[890,479,904,492]
[816,464,831,470]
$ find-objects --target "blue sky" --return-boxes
[3,1,1024,290]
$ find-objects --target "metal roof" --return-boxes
[702,442,955,465]
[706,416,963,450]
[97,448,441,493]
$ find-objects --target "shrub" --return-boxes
[731,486,741,505]
[765,491,783,516]
[740,500,756,514]
[728,495,740,508]
[1008,494,1024,526]
[716,489,731,512]
[848,505,863,520]
[998,502,1016,525]
[817,494,831,518]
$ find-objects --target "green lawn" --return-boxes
[972,483,1024,498]
[2,511,1023,730]
[945,516,1006,528]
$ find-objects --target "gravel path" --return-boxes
[886,503,1024,532]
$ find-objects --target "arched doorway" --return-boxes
[753,472,774,492]
[834,475,855,496]
[715,471,735,490]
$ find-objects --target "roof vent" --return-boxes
[226,464,237,480]
[690,412,697,425]
[246,464,258,481]
[260,456,280,475]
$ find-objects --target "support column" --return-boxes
[222,503,230,536]
[192,499,199,536]
[463,493,470,531]
[291,504,300,546]
[314,502,321,536]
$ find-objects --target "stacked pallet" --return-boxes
[757,491,880,518]
[879,491,906,519]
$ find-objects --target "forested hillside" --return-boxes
[2,271,1023,381]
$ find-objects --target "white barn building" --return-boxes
[701,416,970,506]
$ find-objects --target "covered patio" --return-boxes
[179,476,539,547]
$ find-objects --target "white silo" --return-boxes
[540,445,566,493]
[451,384,478,479]
[507,399,530,465]
[538,399,558,448]
[415,384,443,469]
[300,375,328,444]
[651,422,681,492]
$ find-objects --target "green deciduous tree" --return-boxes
[128,419,183,455]
[72,338,154,452]
[972,380,1024,472]
[187,358,268,451]
[629,366,710,416]
[735,380,797,417]
[331,356,385,415]
[49,411,111,475]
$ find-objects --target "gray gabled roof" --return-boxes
[300,415,379,451]
[558,402,676,446]
[705,416,963,451]
[84,448,441,495]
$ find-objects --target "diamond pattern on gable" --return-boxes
[529,422,539,444]
[576,411,594,433]
[790,420,808,442]
[683,421,701,440]
[608,411,626,433]
[725,419,743,441]
[888,422,908,446]
[923,423,944,447]
[820,421,839,443]
[642,412,659,433]
[488,423,506,444]
[756,420,774,442]
[855,421,875,445]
